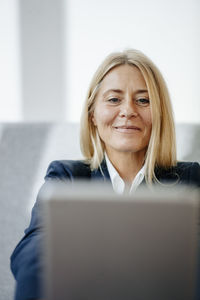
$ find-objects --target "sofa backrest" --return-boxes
[0,123,81,299]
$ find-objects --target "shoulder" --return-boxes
[45,160,91,181]
[156,161,200,187]
[176,161,200,185]
[175,161,200,176]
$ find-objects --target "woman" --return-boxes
[11,49,200,300]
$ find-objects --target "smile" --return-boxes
[113,126,141,133]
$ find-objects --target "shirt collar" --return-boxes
[105,153,146,194]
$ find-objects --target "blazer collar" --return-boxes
[91,162,180,188]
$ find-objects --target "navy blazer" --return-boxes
[10,160,200,300]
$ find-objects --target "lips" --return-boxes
[113,125,141,133]
[114,125,141,130]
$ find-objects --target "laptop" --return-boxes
[40,182,199,300]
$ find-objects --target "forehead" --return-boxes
[100,64,147,90]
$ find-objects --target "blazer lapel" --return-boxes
[154,166,180,184]
[91,158,111,182]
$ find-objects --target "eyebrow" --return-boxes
[103,88,148,96]
[103,89,123,96]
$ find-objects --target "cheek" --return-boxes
[93,106,116,127]
[142,109,152,127]
[141,110,152,139]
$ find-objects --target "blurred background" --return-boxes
[0,0,200,124]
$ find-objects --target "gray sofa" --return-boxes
[0,122,200,300]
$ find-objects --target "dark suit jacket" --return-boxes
[10,160,200,300]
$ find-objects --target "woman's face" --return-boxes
[92,64,152,158]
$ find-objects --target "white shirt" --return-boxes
[105,154,145,195]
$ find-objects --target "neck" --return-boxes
[106,150,146,183]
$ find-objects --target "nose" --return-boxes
[119,98,138,118]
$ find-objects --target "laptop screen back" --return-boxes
[41,183,199,300]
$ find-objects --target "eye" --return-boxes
[107,97,120,104]
[136,98,150,106]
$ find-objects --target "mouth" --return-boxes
[113,125,141,133]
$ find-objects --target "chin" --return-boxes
[115,145,144,153]
[105,137,149,155]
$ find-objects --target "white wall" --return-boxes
[66,0,200,124]
[0,0,21,121]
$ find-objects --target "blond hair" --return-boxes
[80,49,177,184]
